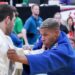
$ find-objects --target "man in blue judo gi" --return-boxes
[7,18,75,75]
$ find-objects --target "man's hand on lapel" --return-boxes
[7,48,19,62]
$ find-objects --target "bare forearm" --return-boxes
[7,49,29,65]
[18,55,29,65]
[22,29,29,45]
[23,36,29,45]
[17,33,23,38]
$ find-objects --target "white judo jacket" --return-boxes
[0,29,16,75]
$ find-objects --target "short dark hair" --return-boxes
[0,4,15,22]
[40,18,60,29]
[11,6,19,17]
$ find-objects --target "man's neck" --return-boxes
[0,22,6,34]
[32,14,38,19]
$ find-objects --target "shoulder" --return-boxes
[15,17,21,22]
[25,16,35,26]
[26,16,34,22]
[6,36,13,42]
[60,24,67,28]
[17,17,22,21]
[38,16,43,20]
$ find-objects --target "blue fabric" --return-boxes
[32,35,43,50]
[23,16,43,44]
[60,0,71,5]
[10,32,23,48]
[23,31,75,75]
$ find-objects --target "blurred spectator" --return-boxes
[67,17,74,38]
[69,37,75,49]
[53,12,68,34]
[9,7,23,47]
[22,4,43,45]
[13,7,24,43]
[13,12,23,36]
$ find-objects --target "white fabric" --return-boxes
[24,49,45,55]
[0,29,46,75]
[0,29,16,75]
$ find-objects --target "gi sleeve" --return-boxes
[25,47,71,75]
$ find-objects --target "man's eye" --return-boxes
[44,34,47,36]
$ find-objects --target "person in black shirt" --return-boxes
[53,12,69,34]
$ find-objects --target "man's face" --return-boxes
[40,28,59,48]
[32,5,40,16]
[70,39,75,48]
[67,18,73,27]
[5,13,16,35]
[54,13,61,25]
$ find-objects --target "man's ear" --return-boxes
[55,29,60,37]
[5,16,10,25]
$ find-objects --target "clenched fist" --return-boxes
[7,49,19,62]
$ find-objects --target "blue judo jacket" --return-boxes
[22,31,75,75]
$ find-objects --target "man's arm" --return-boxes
[22,19,31,45]
[17,33,23,38]
[7,49,28,65]
[7,46,70,74]
[22,29,29,45]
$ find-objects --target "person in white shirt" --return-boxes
[0,4,43,75]
[0,4,16,75]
